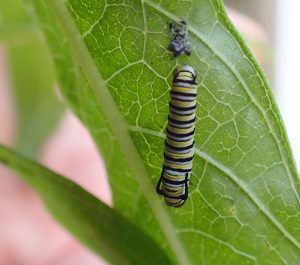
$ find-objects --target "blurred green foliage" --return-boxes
[0,144,172,265]
[0,0,64,158]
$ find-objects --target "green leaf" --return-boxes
[0,144,172,265]
[0,0,64,158]
[24,0,300,264]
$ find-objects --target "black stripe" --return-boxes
[165,140,194,152]
[168,115,196,125]
[172,97,196,102]
[167,134,193,142]
[162,192,187,200]
[170,91,196,98]
[169,108,194,116]
[164,165,191,173]
[169,109,193,116]
[169,102,196,112]
[162,177,187,185]
[166,128,195,139]
[164,153,194,163]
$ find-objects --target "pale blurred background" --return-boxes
[226,0,300,171]
[0,0,299,264]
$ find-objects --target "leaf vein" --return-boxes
[128,125,300,250]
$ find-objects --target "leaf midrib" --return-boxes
[47,0,191,264]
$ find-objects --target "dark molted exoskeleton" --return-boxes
[168,19,191,57]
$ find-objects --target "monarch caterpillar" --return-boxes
[156,65,197,207]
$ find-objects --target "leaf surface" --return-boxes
[0,144,172,265]
[26,0,300,264]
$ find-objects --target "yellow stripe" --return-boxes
[165,185,185,194]
[163,174,185,181]
[166,137,194,147]
[172,86,196,93]
[165,197,183,205]
[169,112,195,121]
[163,161,192,169]
[164,188,185,197]
[164,161,192,170]
[164,171,190,178]
[168,125,195,134]
[164,189,184,196]
[164,150,194,159]
[177,72,193,80]
[170,99,196,108]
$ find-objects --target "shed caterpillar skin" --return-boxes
[169,19,191,57]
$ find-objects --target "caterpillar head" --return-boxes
[174,65,197,84]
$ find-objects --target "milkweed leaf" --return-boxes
[17,0,300,264]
